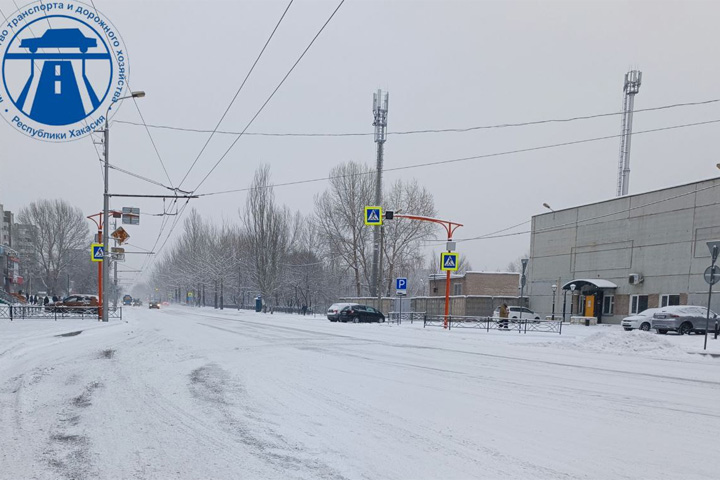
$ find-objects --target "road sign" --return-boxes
[704,265,720,285]
[396,277,407,295]
[441,252,459,271]
[91,243,104,262]
[364,206,383,226]
[111,226,130,245]
[122,207,140,225]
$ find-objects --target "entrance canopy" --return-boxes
[562,279,617,291]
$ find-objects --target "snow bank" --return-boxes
[532,330,698,359]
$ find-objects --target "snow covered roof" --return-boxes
[562,279,617,290]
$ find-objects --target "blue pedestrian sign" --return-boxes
[364,206,383,226]
[396,277,408,294]
[91,243,104,262]
[441,252,459,271]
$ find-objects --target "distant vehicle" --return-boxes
[20,28,97,53]
[327,303,353,322]
[122,295,133,306]
[149,301,160,309]
[652,306,718,335]
[622,308,661,331]
[132,298,142,307]
[53,294,99,312]
[493,306,541,320]
[337,304,385,323]
[161,301,170,306]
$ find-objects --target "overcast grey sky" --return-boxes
[2,0,720,288]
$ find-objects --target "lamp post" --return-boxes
[518,258,529,330]
[569,283,576,319]
[542,203,554,212]
[101,90,145,322]
[551,284,557,321]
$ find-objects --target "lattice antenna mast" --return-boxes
[617,70,642,196]
[370,89,389,297]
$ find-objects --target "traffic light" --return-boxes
[384,210,394,220]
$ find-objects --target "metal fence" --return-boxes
[0,305,122,321]
[424,315,562,334]
[387,311,426,325]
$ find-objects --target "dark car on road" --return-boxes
[327,303,353,322]
[149,301,160,309]
[337,304,385,323]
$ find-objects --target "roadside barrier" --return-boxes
[423,315,562,334]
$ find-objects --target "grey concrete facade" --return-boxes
[527,177,720,324]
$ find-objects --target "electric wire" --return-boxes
[434,177,720,245]
[136,0,346,283]
[191,0,346,194]
[114,98,720,138]
[88,0,176,189]
[196,118,720,198]
[177,0,295,189]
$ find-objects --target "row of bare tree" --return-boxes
[150,162,441,309]
[13,199,95,296]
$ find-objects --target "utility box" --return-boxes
[255,296,262,313]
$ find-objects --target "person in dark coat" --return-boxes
[43,296,49,306]
[301,304,307,316]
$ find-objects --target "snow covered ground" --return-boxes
[1,306,719,479]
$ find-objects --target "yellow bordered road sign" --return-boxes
[365,206,383,226]
[91,243,104,262]
[441,252,459,271]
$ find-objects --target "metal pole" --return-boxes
[101,125,110,322]
[377,225,384,308]
[551,288,556,321]
[704,247,717,350]
[113,219,118,310]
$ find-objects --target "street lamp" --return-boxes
[519,258,529,328]
[551,284,557,321]
[101,90,145,322]
[569,283,576,318]
[543,203,555,212]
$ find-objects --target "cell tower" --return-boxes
[370,89,388,297]
[616,70,642,196]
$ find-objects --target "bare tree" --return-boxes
[314,161,375,296]
[242,165,293,304]
[381,179,438,294]
[18,199,89,295]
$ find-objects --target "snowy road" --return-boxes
[1,306,719,479]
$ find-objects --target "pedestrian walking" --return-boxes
[301,304,307,316]
[499,303,509,330]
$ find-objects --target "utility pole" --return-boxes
[370,89,388,297]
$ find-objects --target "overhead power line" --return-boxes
[177,0,295,189]
[114,98,720,138]
[191,0,346,193]
[197,118,720,198]
[442,176,720,244]
[88,0,176,189]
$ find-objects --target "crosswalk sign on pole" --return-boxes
[441,252,459,271]
[91,243,104,262]
[364,206,383,226]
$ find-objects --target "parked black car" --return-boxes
[337,304,385,323]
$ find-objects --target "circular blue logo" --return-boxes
[0,1,129,141]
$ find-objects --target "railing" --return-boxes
[387,311,426,325]
[0,305,122,320]
[424,315,562,334]
[0,289,19,305]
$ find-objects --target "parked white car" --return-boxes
[621,308,661,331]
[492,306,541,320]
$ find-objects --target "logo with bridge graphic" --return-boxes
[0,1,129,141]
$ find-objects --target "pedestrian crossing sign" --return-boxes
[91,243,104,262]
[441,252,459,271]
[364,206,383,226]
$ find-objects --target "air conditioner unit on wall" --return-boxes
[628,273,644,285]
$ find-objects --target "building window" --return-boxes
[453,283,462,295]
[602,295,615,315]
[630,295,649,314]
[660,294,680,307]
